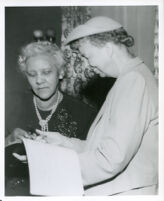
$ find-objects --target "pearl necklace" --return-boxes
[33,91,62,131]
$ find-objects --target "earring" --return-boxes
[59,74,63,80]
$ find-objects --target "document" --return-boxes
[23,139,84,196]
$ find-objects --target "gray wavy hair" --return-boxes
[18,41,65,73]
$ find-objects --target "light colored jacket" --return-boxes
[69,58,158,195]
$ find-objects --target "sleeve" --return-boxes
[78,72,150,186]
[63,136,86,153]
[60,135,86,153]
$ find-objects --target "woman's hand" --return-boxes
[5,128,31,147]
[35,129,65,145]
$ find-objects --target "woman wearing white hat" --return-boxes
[36,16,158,195]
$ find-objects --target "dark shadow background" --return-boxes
[5,7,62,94]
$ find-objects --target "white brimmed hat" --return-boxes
[64,16,122,45]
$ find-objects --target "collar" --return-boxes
[119,57,143,77]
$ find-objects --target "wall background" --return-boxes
[5,6,156,95]
[5,7,62,94]
[91,6,156,73]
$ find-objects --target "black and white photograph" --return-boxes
[1,0,164,200]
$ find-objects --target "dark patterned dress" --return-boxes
[5,91,97,195]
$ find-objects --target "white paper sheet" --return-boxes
[23,139,84,196]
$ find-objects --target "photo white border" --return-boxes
[0,1,163,201]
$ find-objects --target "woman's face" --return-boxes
[79,39,116,77]
[25,54,59,100]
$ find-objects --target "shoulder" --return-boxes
[111,71,147,101]
[118,59,156,86]
[117,65,158,94]
[117,70,146,89]
[122,70,145,81]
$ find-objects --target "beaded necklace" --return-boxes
[33,91,62,131]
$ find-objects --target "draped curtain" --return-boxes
[154,7,159,80]
[60,7,97,98]
[60,6,159,97]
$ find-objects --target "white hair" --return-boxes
[18,41,65,73]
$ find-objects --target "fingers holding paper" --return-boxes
[5,128,31,147]
[35,129,63,145]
